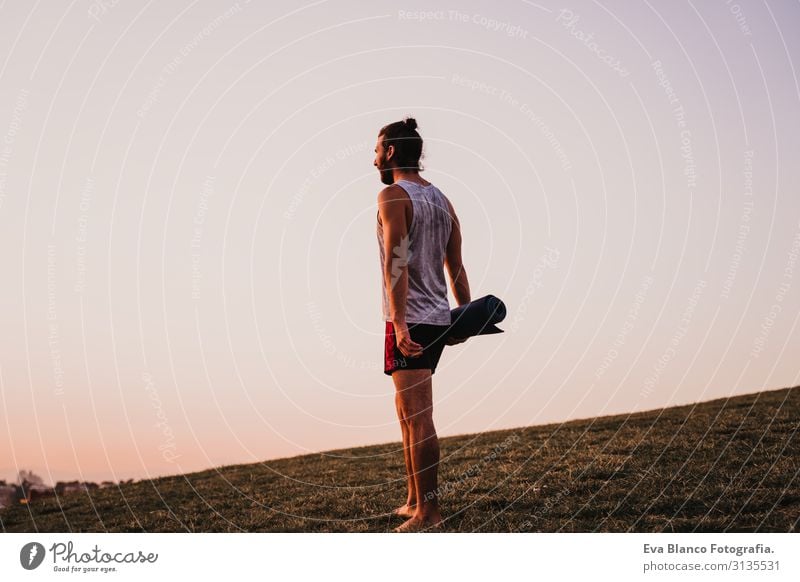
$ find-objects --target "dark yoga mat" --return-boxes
[448,294,507,338]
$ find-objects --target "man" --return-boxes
[374,117,471,532]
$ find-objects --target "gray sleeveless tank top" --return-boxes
[376,179,453,325]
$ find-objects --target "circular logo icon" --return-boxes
[20,542,46,570]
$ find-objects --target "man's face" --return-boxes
[374,135,395,185]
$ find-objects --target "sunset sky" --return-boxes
[1,0,798,484]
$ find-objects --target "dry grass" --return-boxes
[2,385,798,532]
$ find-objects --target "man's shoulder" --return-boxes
[377,184,410,204]
[438,189,456,219]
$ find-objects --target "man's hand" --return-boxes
[445,335,469,346]
[394,321,424,357]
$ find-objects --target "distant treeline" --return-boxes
[0,471,133,508]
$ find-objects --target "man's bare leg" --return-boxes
[391,369,443,531]
[393,391,417,518]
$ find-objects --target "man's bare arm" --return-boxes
[378,185,411,324]
[444,196,471,306]
[378,186,423,357]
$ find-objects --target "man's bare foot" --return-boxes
[391,514,443,533]
[391,503,417,518]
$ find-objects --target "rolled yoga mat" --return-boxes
[448,294,507,338]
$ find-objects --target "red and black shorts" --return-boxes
[384,321,450,376]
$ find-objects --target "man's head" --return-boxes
[374,117,424,185]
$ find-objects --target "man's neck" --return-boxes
[392,170,428,185]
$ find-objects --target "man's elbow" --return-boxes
[446,260,467,280]
[384,262,406,284]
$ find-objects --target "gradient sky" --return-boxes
[0,0,798,484]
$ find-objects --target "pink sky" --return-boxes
[1,0,798,484]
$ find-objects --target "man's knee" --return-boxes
[405,409,435,433]
[399,393,433,420]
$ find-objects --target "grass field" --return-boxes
[2,385,798,532]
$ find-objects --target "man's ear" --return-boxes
[385,144,394,162]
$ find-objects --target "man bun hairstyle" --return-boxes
[379,116,424,171]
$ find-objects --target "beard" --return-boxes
[377,161,394,185]
[379,168,394,185]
